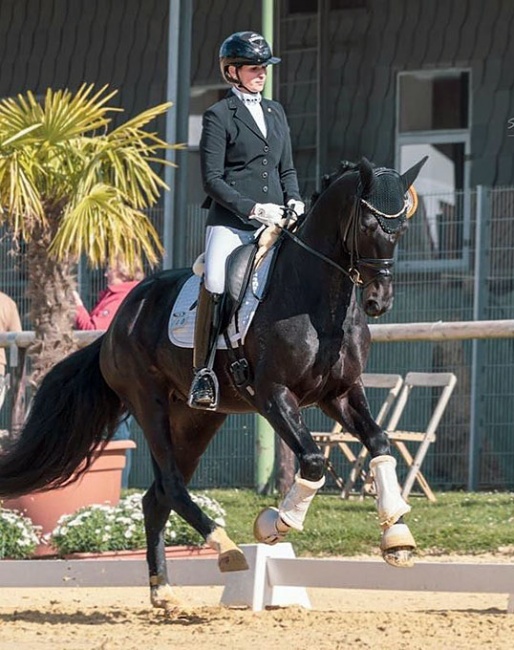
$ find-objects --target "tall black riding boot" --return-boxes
[188,285,222,410]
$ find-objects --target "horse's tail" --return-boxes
[0,336,124,498]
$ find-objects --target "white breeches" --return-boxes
[203,225,256,294]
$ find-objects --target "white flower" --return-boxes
[44,490,224,555]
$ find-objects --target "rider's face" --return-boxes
[232,64,267,93]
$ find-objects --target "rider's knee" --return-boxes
[299,452,325,481]
[203,268,225,295]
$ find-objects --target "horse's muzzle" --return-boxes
[362,281,394,318]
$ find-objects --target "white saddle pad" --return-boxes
[168,250,274,349]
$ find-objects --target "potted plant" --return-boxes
[1,440,136,555]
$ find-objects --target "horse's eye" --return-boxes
[361,215,378,234]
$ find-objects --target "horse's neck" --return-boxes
[291,197,350,271]
[273,211,354,312]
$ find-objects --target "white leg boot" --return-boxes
[278,472,326,531]
[253,472,325,545]
[369,455,411,529]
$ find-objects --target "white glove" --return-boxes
[287,199,305,217]
[250,203,286,227]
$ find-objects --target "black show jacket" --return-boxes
[200,91,301,231]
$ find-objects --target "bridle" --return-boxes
[341,194,408,288]
[280,177,408,288]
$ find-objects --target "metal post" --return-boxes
[255,0,276,494]
[468,186,491,490]
[316,0,329,190]
[163,0,192,270]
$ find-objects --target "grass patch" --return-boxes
[206,489,514,557]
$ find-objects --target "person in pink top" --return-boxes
[72,258,144,487]
[73,259,144,331]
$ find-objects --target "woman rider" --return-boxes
[189,31,304,410]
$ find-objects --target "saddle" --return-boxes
[187,225,283,393]
[190,225,282,334]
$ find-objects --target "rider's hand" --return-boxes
[287,199,305,217]
[250,203,286,227]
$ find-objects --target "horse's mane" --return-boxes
[310,158,376,206]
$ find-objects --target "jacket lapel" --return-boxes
[261,98,278,142]
[227,94,269,144]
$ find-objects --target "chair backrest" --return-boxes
[361,373,404,426]
[385,371,458,437]
[323,373,404,435]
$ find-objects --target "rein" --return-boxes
[279,224,352,279]
[281,198,398,288]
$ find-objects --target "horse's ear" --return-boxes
[358,157,375,197]
[401,156,428,191]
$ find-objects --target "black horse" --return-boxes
[0,156,426,610]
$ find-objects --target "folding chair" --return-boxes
[311,373,404,497]
[385,371,457,502]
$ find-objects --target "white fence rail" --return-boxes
[1,543,514,613]
[1,320,514,350]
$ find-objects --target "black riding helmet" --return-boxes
[219,31,281,86]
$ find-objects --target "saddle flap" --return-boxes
[225,242,258,306]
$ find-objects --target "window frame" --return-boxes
[395,69,472,273]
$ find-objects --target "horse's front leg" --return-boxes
[252,385,326,545]
[319,384,416,568]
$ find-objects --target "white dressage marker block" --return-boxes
[220,543,311,612]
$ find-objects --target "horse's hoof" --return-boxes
[218,547,249,572]
[151,584,182,610]
[253,507,290,545]
[380,523,416,568]
[382,547,415,568]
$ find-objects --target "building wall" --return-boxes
[0,0,169,129]
[1,1,513,200]
[276,0,514,196]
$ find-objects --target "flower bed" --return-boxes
[0,491,225,558]
[0,508,40,559]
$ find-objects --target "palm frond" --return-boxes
[38,84,119,143]
[0,84,172,260]
[50,183,163,268]
[0,123,43,147]
[108,102,173,137]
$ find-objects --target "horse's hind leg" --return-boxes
[134,396,247,610]
[319,386,416,568]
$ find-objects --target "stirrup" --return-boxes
[188,368,219,410]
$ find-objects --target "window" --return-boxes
[397,70,471,271]
[399,71,469,132]
[287,0,318,13]
[188,86,226,148]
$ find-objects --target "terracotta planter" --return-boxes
[64,545,217,561]
[2,440,136,556]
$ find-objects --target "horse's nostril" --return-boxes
[364,300,382,317]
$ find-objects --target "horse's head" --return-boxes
[340,156,427,317]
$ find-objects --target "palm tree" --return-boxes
[0,84,174,383]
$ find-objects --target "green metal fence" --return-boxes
[1,186,513,492]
